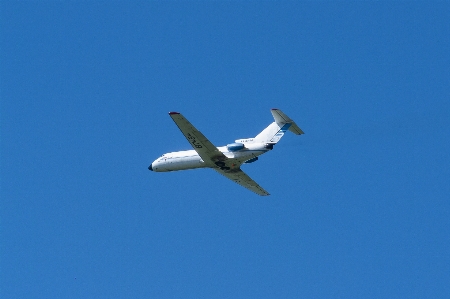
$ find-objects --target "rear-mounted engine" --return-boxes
[227,143,245,152]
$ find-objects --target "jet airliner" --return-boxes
[148,109,304,196]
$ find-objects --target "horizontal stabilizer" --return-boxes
[253,109,304,143]
[271,109,304,135]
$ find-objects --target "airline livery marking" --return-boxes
[148,109,304,196]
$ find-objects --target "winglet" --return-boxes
[169,112,180,115]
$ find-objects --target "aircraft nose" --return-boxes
[148,163,153,171]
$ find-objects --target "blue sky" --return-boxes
[1,2,449,298]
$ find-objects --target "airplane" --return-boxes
[148,109,304,196]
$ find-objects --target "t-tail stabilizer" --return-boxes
[150,108,304,196]
[251,109,304,144]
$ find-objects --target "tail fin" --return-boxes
[253,109,304,144]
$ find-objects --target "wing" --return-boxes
[214,168,270,196]
[169,112,269,196]
[169,112,227,165]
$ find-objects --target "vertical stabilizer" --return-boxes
[271,109,304,135]
[252,109,303,144]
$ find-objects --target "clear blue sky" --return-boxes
[2,2,449,298]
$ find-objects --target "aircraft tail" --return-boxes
[252,109,304,144]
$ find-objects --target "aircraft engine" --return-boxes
[227,142,245,152]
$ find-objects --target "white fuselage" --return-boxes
[150,143,270,172]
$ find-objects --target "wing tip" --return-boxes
[169,112,180,115]
[271,108,279,111]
